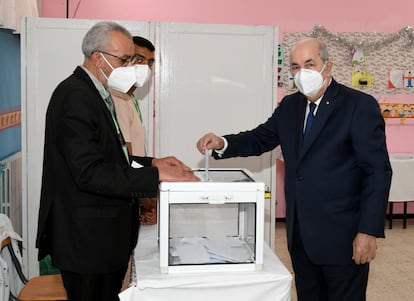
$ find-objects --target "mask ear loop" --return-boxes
[99,53,115,81]
[319,62,329,90]
[320,62,327,74]
[100,53,115,70]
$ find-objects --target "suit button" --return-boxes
[296,176,303,181]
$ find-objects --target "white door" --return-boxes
[21,17,152,278]
[155,22,277,249]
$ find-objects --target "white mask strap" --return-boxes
[100,53,115,71]
[99,53,115,81]
[320,62,327,73]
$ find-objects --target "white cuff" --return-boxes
[215,137,228,157]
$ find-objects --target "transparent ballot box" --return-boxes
[159,168,265,273]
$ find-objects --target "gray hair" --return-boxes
[318,40,329,63]
[81,21,132,57]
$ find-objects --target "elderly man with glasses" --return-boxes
[36,21,198,301]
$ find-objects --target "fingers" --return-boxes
[352,253,374,265]
[352,233,377,265]
[171,158,192,170]
[197,133,213,153]
[158,166,200,182]
[174,169,200,182]
[164,156,184,167]
[181,170,201,182]
[196,135,209,154]
[196,133,222,154]
[153,156,191,169]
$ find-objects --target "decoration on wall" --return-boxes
[388,70,404,88]
[0,109,21,131]
[351,47,365,65]
[404,71,414,88]
[277,44,284,87]
[388,70,414,89]
[309,25,414,52]
[379,103,414,125]
[287,71,295,90]
[351,66,374,88]
[283,26,414,95]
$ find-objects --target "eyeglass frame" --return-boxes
[97,50,138,66]
[133,54,155,68]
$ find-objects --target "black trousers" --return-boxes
[291,220,369,301]
[61,266,127,301]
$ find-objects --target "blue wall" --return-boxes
[0,29,21,160]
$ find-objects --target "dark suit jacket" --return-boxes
[36,66,159,274]
[214,79,392,265]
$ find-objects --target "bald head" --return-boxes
[290,38,329,65]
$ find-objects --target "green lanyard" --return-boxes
[101,88,121,133]
[103,96,122,135]
[131,94,144,125]
[130,94,148,155]
[103,90,129,161]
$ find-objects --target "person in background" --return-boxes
[111,36,156,225]
[37,21,198,301]
[132,36,155,69]
[112,36,155,157]
[196,38,392,301]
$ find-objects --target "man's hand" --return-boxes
[153,156,199,182]
[352,232,377,265]
[196,133,224,154]
[152,156,192,170]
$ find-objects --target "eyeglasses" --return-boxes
[132,54,155,68]
[98,50,138,66]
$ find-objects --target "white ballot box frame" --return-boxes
[159,168,265,273]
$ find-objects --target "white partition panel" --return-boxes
[155,22,277,249]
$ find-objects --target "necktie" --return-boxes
[104,95,121,134]
[303,102,316,142]
[104,95,116,116]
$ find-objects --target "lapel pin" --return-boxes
[326,101,330,105]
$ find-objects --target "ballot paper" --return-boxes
[205,151,210,181]
[169,236,254,265]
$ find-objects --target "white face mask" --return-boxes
[100,54,151,93]
[134,64,151,88]
[294,64,327,97]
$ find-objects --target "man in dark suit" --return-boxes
[37,21,198,301]
[196,38,392,301]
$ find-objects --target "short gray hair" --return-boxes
[318,40,329,63]
[81,21,132,57]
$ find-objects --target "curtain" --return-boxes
[0,0,39,33]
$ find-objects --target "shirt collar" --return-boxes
[80,65,110,99]
[307,77,332,107]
